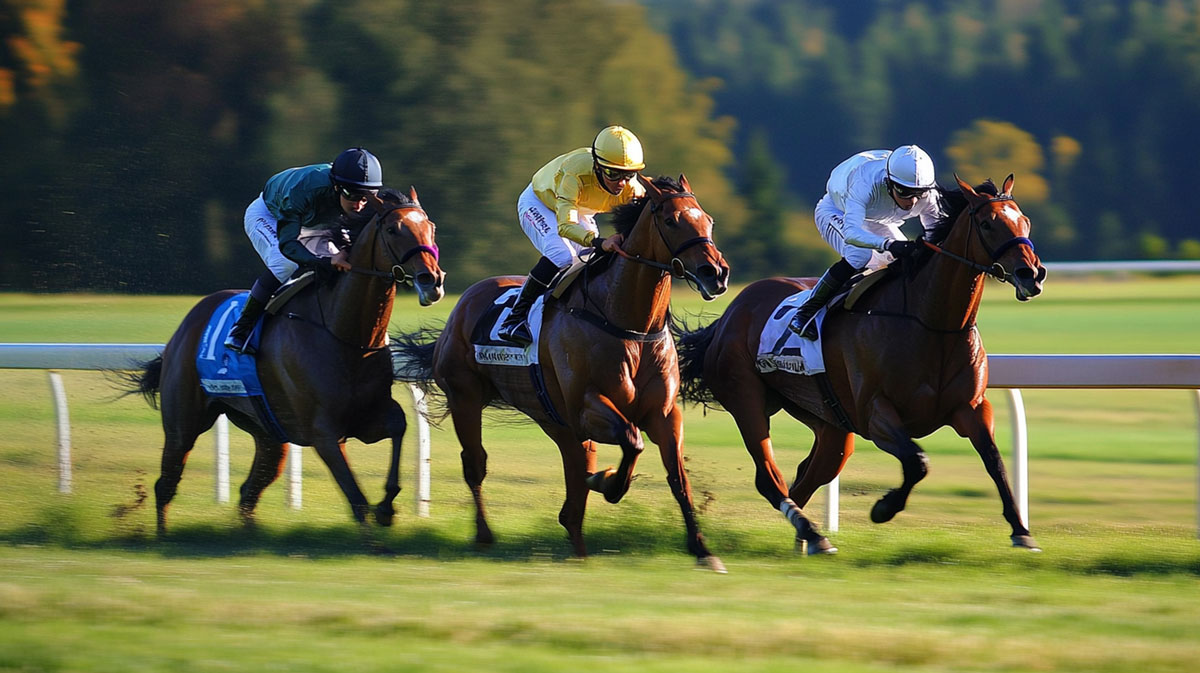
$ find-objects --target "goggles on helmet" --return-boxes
[600,166,637,182]
[889,181,930,200]
[339,186,377,202]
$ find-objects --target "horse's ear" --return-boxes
[1001,173,1015,196]
[954,173,979,198]
[409,185,421,207]
[638,174,663,201]
[678,173,692,193]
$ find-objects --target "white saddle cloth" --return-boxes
[755,289,827,376]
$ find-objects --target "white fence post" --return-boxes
[824,475,839,533]
[1005,388,1029,528]
[285,443,301,510]
[214,414,230,503]
[411,385,431,518]
[1195,390,1200,540]
[48,372,71,494]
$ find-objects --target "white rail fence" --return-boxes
[0,343,430,517]
[2,344,1199,536]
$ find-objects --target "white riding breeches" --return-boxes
[244,195,340,282]
[814,196,897,271]
[516,183,596,268]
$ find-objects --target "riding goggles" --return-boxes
[338,186,378,201]
[600,166,637,182]
[889,181,930,199]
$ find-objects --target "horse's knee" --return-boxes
[385,405,408,436]
[900,449,930,484]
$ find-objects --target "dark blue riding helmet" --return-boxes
[331,147,383,189]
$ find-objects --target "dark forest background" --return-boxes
[3,0,1198,293]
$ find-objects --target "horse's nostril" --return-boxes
[698,264,718,280]
[416,273,434,286]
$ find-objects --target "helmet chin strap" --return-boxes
[594,163,622,195]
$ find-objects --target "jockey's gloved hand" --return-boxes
[311,257,336,281]
[886,239,921,258]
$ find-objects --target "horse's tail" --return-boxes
[671,315,719,406]
[390,326,440,387]
[116,355,164,410]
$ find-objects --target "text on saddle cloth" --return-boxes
[195,293,288,441]
[757,288,828,376]
[470,287,545,367]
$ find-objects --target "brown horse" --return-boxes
[393,175,733,569]
[125,187,445,534]
[675,174,1046,551]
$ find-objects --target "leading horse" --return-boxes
[393,175,737,569]
[675,174,1046,551]
[125,187,445,534]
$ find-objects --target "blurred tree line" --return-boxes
[1,0,1198,293]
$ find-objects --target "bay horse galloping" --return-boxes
[676,174,1046,551]
[126,188,445,534]
[393,175,734,570]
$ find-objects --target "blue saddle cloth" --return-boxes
[195,293,288,441]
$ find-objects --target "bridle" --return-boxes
[348,206,440,288]
[610,191,725,293]
[920,194,1043,286]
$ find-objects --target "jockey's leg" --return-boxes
[787,258,856,340]
[225,271,281,354]
[497,256,560,346]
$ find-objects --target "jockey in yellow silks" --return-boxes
[497,125,648,345]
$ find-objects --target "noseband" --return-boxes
[349,207,440,287]
[613,192,723,289]
[923,194,1038,285]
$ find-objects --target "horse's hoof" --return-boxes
[373,506,395,527]
[585,467,613,493]
[1011,535,1042,552]
[697,556,728,573]
[807,537,838,555]
[870,499,896,524]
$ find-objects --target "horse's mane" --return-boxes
[378,187,418,209]
[608,176,687,237]
[923,179,999,245]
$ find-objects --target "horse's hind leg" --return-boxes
[155,402,219,536]
[374,399,408,527]
[237,436,288,527]
[446,388,494,547]
[950,400,1040,550]
[788,422,854,507]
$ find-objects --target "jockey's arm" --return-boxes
[554,202,597,247]
[277,219,321,267]
[840,200,889,251]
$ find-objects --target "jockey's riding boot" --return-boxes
[224,295,268,355]
[787,259,856,340]
[498,256,561,346]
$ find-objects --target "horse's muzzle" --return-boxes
[415,272,445,306]
[696,262,729,301]
[1012,264,1046,302]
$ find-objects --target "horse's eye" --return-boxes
[980,219,992,231]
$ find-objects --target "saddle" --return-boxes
[265,271,316,315]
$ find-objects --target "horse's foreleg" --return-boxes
[950,400,1040,550]
[374,400,408,527]
[237,436,288,527]
[312,439,371,524]
[642,406,724,571]
[581,396,641,504]
[447,391,493,547]
[547,429,592,557]
[866,398,928,524]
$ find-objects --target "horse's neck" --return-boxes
[905,216,986,332]
[319,238,396,349]
[586,213,672,334]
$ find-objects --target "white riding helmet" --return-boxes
[885,145,936,189]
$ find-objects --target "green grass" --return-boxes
[1,277,1199,672]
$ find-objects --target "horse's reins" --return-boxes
[611,191,725,294]
[919,194,1035,285]
[294,205,440,350]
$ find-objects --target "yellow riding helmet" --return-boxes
[592,126,646,171]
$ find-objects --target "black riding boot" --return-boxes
[224,272,281,355]
[497,256,560,346]
[787,258,856,340]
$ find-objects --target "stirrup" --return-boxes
[787,313,818,341]
[498,320,532,346]
[223,331,256,356]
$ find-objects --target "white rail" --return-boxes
[0,343,430,517]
